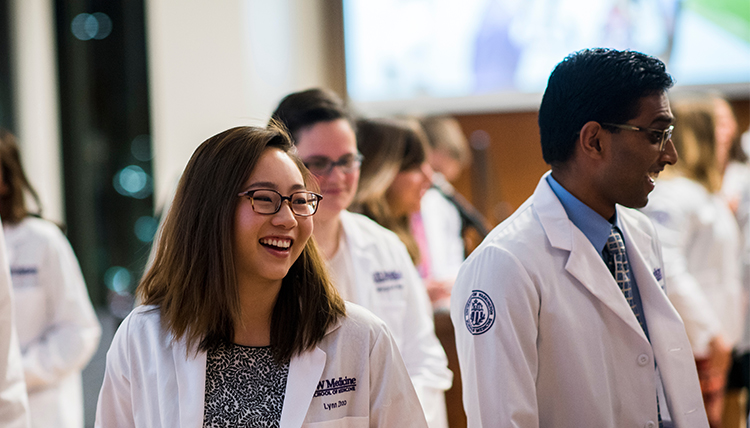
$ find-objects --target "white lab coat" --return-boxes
[420,186,465,282]
[451,173,708,428]
[721,161,750,352]
[0,224,30,428]
[641,176,744,356]
[339,211,452,427]
[95,302,428,427]
[5,217,101,428]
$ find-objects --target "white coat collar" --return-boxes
[338,210,375,250]
[532,172,649,344]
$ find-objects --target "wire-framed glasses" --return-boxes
[237,189,323,217]
[303,153,364,176]
[601,123,674,151]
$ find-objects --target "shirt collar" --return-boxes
[546,174,616,257]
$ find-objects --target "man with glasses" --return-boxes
[451,48,708,427]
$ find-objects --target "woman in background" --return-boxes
[95,125,426,427]
[272,89,451,428]
[0,129,101,428]
[352,118,444,300]
[640,97,744,427]
[713,94,750,423]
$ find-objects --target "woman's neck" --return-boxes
[233,277,282,347]
[313,215,343,259]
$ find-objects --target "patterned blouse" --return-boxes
[203,343,290,427]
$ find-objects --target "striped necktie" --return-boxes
[605,226,663,428]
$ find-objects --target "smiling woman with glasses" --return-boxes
[95,125,428,427]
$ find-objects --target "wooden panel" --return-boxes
[452,111,548,227]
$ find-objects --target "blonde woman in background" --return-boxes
[640,97,744,427]
[353,118,432,267]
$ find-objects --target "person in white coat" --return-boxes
[0,129,100,428]
[272,89,452,428]
[451,48,708,427]
[95,125,427,427]
[0,221,30,428]
[641,96,744,427]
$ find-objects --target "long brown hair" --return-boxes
[667,97,723,193]
[352,118,429,263]
[138,125,345,362]
[0,129,42,224]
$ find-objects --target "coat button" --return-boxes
[644,421,656,428]
[637,354,650,366]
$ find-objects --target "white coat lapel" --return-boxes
[280,345,326,428]
[617,211,683,338]
[534,174,648,343]
[564,229,649,343]
[172,341,208,426]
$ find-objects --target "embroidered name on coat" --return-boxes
[372,271,401,283]
[314,376,357,397]
[11,267,38,276]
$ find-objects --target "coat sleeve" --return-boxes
[21,227,102,390]
[368,322,429,428]
[450,244,540,427]
[0,226,30,428]
[95,312,135,428]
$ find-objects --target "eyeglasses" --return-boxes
[303,153,364,176]
[601,123,674,152]
[237,189,323,217]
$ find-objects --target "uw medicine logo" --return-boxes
[313,376,357,398]
[464,290,496,335]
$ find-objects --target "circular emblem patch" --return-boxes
[464,290,496,335]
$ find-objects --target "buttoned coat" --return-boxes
[451,173,708,428]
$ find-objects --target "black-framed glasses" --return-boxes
[237,189,323,217]
[601,123,674,152]
[303,153,364,176]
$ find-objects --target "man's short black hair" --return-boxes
[271,88,354,139]
[538,48,674,166]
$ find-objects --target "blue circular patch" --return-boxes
[464,290,496,335]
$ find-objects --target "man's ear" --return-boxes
[578,121,605,160]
